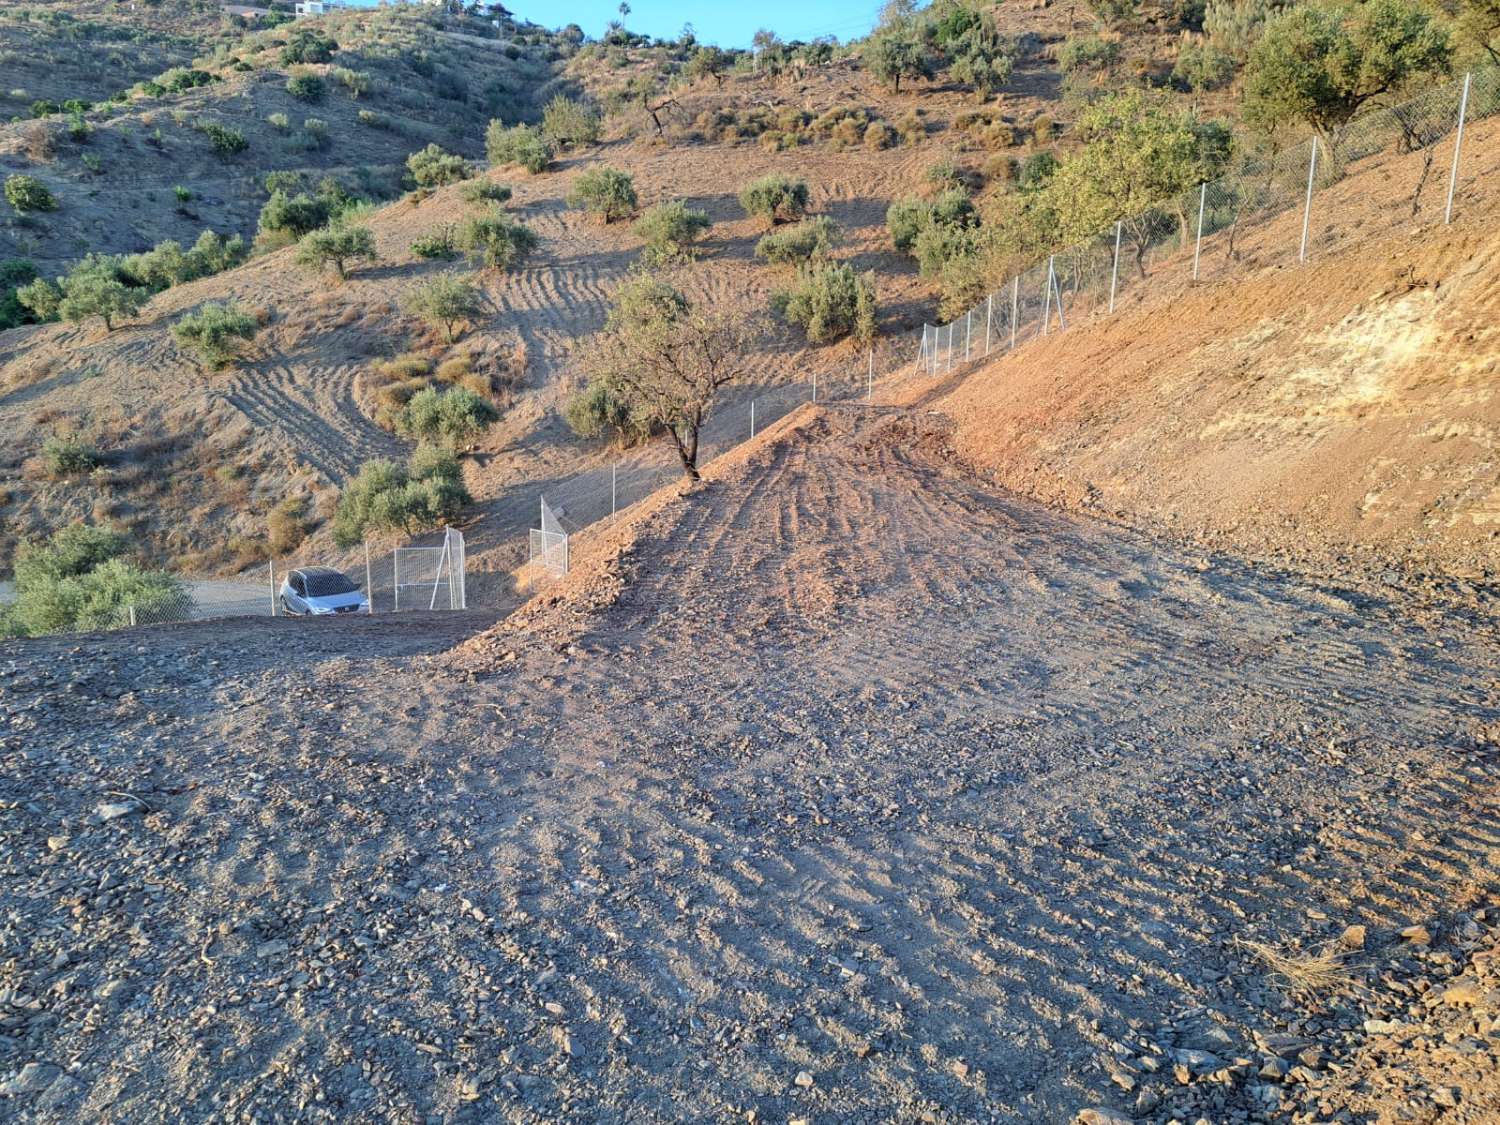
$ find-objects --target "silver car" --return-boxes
[279,566,369,616]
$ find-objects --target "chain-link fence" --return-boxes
[934,67,1495,377]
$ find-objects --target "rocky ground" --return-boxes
[3,406,1498,1123]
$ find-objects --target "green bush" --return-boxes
[171,302,258,369]
[5,174,58,215]
[257,190,331,240]
[330,66,371,98]
[771,263,876,345]
[401,272,482,341]
[281,27,338,65]
[1057,34,1122,76]
[1,259,40,330]
[268,111,291,132]
[738,174,810,225]
[567,167,637,222]
[15,276,61,322]
[460,214,538,271]
[120,230,247,291]
[754,215,840,264]
[396,385,499,447]
[2,524,184,637]
[634,201,711,265]
[41,435,99,477]
[564,375,651,446]
[332,452,470,548]
[485,120,552,173]
[407,143,471,188]
[459,180,512,205]
[541,94,602,148]
[286,71,326,103]
[51,254,148,331]
[1173,38,1236,90]
[294,224,377,281]
[198,121,248,158]
[409,225,459,260]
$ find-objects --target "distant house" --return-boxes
[294,0,348,14]
[222,3,271,18]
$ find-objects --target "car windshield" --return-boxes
[303,572,357,597]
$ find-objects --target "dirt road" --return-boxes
[3,406,1498,1122]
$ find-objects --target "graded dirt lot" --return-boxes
[4,405,1497,1122]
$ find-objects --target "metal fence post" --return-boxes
[393,551,400,613]
[867,347,873,402]
[1446,71,1472,225]
[964,310,971,360]
[128,604,136,628]
[1299,136,1318,263]
[750,399,756,439]
[268,559,276,616]
[1051,259,1067,331]
[1109,220,1122,314]
[1192,182,1206,280]
[948,322,956,370]
[1010,276,1018,350]
[1042,256,1054,335]
[364,540,373,613]
[611,463,617,521]
[984,293,993,355]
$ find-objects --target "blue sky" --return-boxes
[508,1,879,49]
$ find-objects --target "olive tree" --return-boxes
[295,224,378,281]
[567,167,638,223]
[1245,0,1452,140]
[401,272,483,342]
[577,274,752,479]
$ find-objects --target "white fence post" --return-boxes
[1299,136,1318,263]
[1446,71,1472,225]
[128,604,137,628]
[611,463,618,521]
[984,293,993,356]
[364,540,373,613]
[1192,182,1206,280]
[1051,259,1067,331]
[1010,276,1018,350]
[964,310,971,360]
[1109,220,1122,314]
[393,551,400,612]
[268,559,277,617]
[1042,256,1054,335]
[867,347,873,402]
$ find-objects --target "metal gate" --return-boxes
[528,496,569,576]
[392,526,467,611]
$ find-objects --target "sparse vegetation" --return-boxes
[771,262,877,345]
[410,225,459,260]
[541,94,601,149]
[567,167,638,223]
[459,181,512,206]
[171,302,258,369]
[407,144,471,189]
[41,434,99,477]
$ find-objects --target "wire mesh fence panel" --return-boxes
[529,496,569,576]
[391,538,463,611]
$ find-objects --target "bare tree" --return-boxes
[580,274,753,479]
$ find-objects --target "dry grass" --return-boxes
[1236,937,1360,1001]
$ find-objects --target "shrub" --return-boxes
[120,231,247,291]
[1018,151,1059,190]
[331,66,371,98]
[407,143,471,188]
[1173,38,1236,90]
[925,157,965,191]
[887,197,932,253]
[485,120,552,173]
[396,385,499,447]
[257,191,331,240]
[5,174,58,215]
[331,452,470,547]
[54,254,148,331]
[171,301,258,368]
[2,524,187,637]
[198,121,248,158]
[771,263,876,344]
[755,216,840,264]
[401,272,483,341]
[267,496,309,554]
[268,111,291,132]
[410,225,459,260]
[281,27,338,65]
[15,276,62,321]
[738,174,810,225]
[567,167,637,223]
[634,201,711,265]
[358,109,390,129]
[564,376,651,446]
[294,224,377,281]
[864,120,897,149]
[460,214,538,271]
[1058,34,1122,76]
[1,259,41,330]
[41,435,99,477]
[459,180,512,205]
[541,94,602,148]
[286,71,326,103]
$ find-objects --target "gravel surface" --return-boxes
[3,406,1497,1123]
